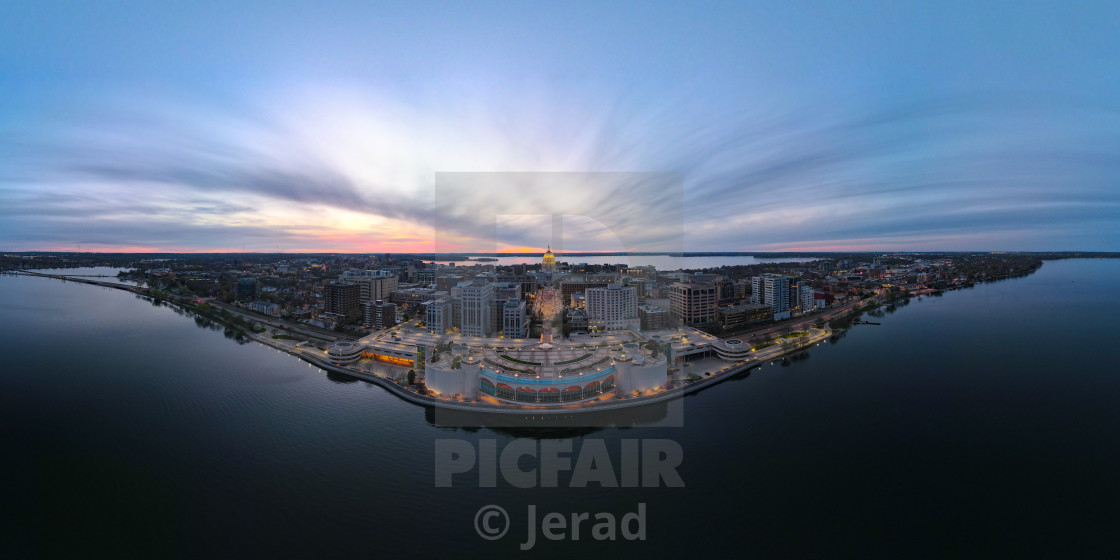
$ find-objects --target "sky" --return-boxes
[1,1,1119,253]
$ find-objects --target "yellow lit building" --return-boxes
[542,245,556,271]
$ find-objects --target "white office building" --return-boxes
[502,299,528,339]
[586,284,638,331]
[459,281,494,337]
[800,285,816,314]
[248,300,281,316]
[424,298,452,334]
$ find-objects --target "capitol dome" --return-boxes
[542,245,556,271]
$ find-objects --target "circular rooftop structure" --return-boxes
[715,338,752,362]
[327,341,365,364]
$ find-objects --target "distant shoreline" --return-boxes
[5,251,1120,260]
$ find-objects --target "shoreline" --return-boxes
[284,326,832,416]
[6,267,1002,417]
[8,269,832,416]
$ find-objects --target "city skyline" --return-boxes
[3,1,1120,253]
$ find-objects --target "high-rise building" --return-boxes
[669,282,718,326]
[560,279,611,306]
[800,285,816,314]
[487,282,523,334]
[324,281,360,315]
[459,281,494,337]
[448,283,466,329]
[638,304,669,331]
[752,274,794,314]
[763,276,792,320]
[627,279,649,301]
[502,298,528,338]
[236,277,259,302]
[414,269,436,286]
[435,274,463,293]
[424,298,452,334]
[496,272,534,297]
[734,279,749,300]
[585,284,638,331]
[715,277,736,303]
[751,276,764,305]
[364,299,397,329]
[494,282,522,301]
[341,272,398,303]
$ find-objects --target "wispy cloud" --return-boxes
[1,87,1119,252]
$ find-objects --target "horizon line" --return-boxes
[5,250,1117,256]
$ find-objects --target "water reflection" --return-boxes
[425,398,682,435]
[326,372,360,384]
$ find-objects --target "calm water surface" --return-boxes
[2,259,1119,558]
[25,266,140,285]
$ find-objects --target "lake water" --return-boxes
[2,259,1119,557]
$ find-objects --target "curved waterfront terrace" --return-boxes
[480,366,616,386]
[484,347,616,377]
[425,343,630,405]
[481,373,616,404]
[287,325,831,414]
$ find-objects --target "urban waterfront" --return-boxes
[423,254,816,269]
[3,258,1120,557]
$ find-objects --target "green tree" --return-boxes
[346,307,362,325]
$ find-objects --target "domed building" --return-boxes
[541,245,557,272]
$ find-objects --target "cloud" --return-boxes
[659,95,1120,250]
[1,87,1119,251]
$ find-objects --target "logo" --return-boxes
[436,438,685,488]
[474,503,647,550]
[474,504,510,540]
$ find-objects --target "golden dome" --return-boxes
[542,245,556,270]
